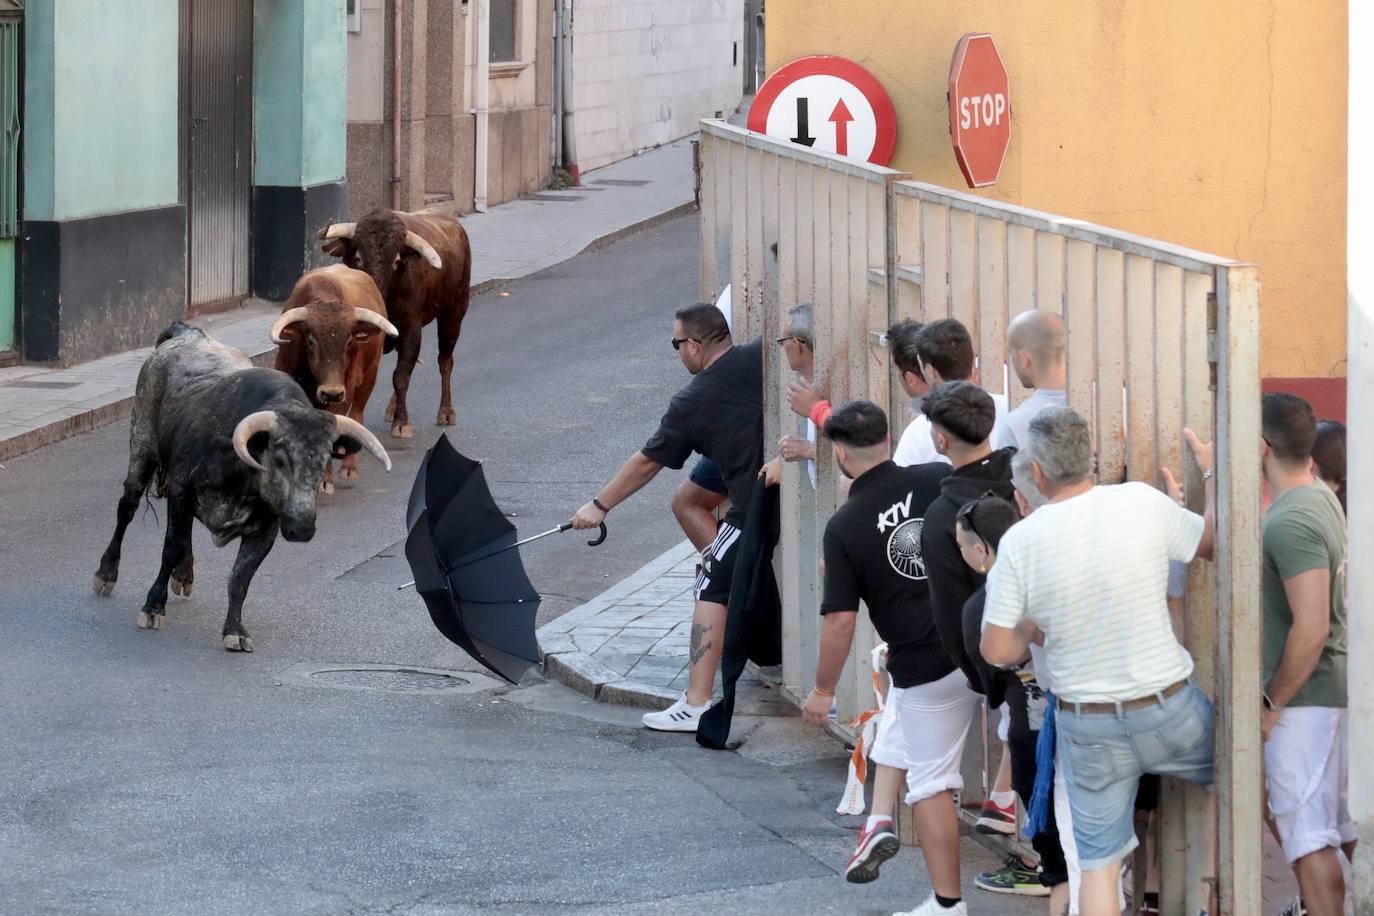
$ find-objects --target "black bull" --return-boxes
[92,323,391,652]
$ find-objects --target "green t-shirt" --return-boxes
[1261,483,1347,707]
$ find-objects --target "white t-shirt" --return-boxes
[892,392,1009,467]
[996,388,1067,451]
[983,482,1205,703]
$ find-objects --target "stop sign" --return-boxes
[948,33,1011,188]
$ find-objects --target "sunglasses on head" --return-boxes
[956,490,1000,544]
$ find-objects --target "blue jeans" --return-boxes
[1055,681,1214,870]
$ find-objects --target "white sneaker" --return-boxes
[641,695,708,732]
[893,894,968,915]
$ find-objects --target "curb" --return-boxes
[0,200,696,464]
[537,539,697,710]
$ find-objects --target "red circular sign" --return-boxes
[748,56,897,167]
[948,34,1011,188]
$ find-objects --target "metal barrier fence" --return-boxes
[698,119,1262,914]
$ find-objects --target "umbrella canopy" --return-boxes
[404,435,541,684]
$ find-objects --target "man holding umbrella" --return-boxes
[571,302,766,732]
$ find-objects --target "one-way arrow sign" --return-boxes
[748,56,897,166]
[791,98,816,147]
[829,99,854,156]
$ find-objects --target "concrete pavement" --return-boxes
[0,214,1040,915]
[0,138,695,462]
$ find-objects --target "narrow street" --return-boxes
[0,216,1029,915]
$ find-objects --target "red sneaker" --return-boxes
[845,818,899,884]
[975,798,1017,835]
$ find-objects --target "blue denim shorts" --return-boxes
[689,456,728,496]
[1055,681,1215,870]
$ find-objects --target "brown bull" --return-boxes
[271,264,398,491]
[318,209,472,439]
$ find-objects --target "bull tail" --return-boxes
[155,321,199,348]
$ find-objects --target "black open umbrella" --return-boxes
[401,435,605,684]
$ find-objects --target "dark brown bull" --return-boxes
[318,209,472,439]
[271,264,398,491]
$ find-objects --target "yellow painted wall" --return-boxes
[767,0,1347,378]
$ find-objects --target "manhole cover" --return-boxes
[279,663,500,695]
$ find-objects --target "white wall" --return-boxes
[571,0,743,172]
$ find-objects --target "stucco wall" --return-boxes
[24,0,179,221]
[767,0,1348,379]
[255,0,347,188]
[572,0,744,173]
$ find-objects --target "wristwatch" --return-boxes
[1202,468,1215,482]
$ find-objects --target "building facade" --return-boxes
[346,0,745,217]
[766,0,1348,411]
[11,0,347,366]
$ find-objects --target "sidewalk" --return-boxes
[0,138,695,463]
[544,543,1307,912]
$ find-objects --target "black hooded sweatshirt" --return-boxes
[920,447,1017,697]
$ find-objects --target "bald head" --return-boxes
[1008,309,1066,389]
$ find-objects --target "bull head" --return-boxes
[319,215,442,300]
[232,410,392,541]
[270,303,399,405]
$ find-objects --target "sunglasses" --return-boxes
[955,490,1000,545]
[671,337,698,351]
[776,336,797,345]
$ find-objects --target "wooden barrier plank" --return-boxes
[921,202,950,321]
[1006,225,1035,405]
[698,131,717,302]
[1181,267,1217,916]
[1094,248,1126,485]
[1036,231,1066,315]
[777,154,804,692]
[1064,239,1096,417]
[949,209,977,335]
[1214,265,1263,916]
[977,216,1008,397]
[1123,254,1156,484]
[729,140,748,332]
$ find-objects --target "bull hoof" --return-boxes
[93,576,116,597]
[339,465,359,481]
[223,634,254,652]
[383,397,396,423]
[391,421,415,439]
[170,576,193,598]
[136,611,165,630]
[436,406,457,426]
[320,479,335,495]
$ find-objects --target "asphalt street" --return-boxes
[0,215,1034,915]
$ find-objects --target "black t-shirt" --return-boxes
[641,339,765,521]
[820,460,955,688]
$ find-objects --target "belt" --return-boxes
[1056,679,1189,715]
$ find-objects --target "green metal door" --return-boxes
[0,16,18,353]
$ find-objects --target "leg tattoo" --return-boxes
[689,623,713,666]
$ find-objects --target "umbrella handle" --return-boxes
[558,521,608,547]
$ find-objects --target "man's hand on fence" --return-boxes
[1182,427,1214,475]
[1160,467,1185,506]
[779,435,814,463]
[787,378,821,418]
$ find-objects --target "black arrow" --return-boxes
[791,97,816,147]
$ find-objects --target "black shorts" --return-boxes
[693,518,741,605]
[689,456,729,496]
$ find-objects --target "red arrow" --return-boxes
[829,99,855,156]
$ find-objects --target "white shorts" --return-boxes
[869,668,981,806]
[997,702,1010,743]
[1265,706,1357,864]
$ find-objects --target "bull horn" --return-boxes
[232,411,278,472]
[404,231,443,269]
[334,415,392,472]
[353,309,400,338]
[320,222,357,241]
[269,307,312,344]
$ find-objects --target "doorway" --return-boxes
[182,0,252,310]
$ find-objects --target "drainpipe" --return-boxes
[553,0,564,170]
[391,0,403,209]
[474,0,490,212]
[560,0,579,184]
